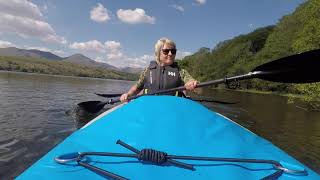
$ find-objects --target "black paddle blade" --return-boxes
[253,49,320,83]
[95,93,122,98]
[78,101,106,114]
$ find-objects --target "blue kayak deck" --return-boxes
[18,96,319,179]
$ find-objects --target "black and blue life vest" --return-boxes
[143,61,184,96]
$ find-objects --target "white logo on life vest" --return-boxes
[168,71,176,77]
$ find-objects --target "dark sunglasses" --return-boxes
[162,48,177,55]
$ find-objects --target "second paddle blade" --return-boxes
[78,101,105,114]
[253,49,320,83]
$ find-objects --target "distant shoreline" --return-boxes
[0,70,136,82]
[0,55,139,81]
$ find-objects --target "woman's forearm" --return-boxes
[127,85,139,96]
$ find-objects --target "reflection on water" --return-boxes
[0,71,319,179]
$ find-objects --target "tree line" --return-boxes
[0,56,138,81]
[178,0,320,110]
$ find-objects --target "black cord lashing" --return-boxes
[138,149,168,164]
[55,140,308,180]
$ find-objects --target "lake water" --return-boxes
[0,71,319,178]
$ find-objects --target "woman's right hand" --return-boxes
[120,93,129,102]
[184,80,198,91]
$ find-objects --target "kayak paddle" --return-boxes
[78,49,320,113]
[95,93,237,105]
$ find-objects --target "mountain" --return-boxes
[0,47,120,71]
[120,67,144,74]
[0,47,142,74]
[63,54,119,71]
[0,47,62,60]
[27,49,63,60]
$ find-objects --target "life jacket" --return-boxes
[143,61,184,96]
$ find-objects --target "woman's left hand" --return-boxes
[185,80,198,91]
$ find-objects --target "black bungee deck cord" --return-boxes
[55,139,308,180]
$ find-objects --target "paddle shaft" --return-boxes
[104,71,261,105]
[79,71,261,113]
[95,93,237,104]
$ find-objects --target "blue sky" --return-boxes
[0,0,305,68]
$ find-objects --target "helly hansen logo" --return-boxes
[168,71,176,76]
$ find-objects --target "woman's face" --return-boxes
[159,43,176,66]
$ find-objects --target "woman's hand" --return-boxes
[184,80,198,91]
[120,93,129,102]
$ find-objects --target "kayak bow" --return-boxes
[18,96,319,179]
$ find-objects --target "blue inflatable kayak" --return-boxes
[18,96,319,179]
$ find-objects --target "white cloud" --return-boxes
[117,8,155,24]
[42,4,48,12]
[105,41,121,51]
[0,40,15,48]
[105,41,123,60]
[248,23,254,29]
[103,54,153,68]
[39,3,49,14]
[195,0,206,5]
[95,56,105,63]
[107,51,123,60]
[176,51,192,59]
[0,0,66,44]
[0,0,42,20]
[69,40,123,60]
[90,3,111,23]
[69,40,106,53]
[27,46,51,52]
[170,4,184,12]
[128,54,153,67]
[92,43,153,68]
[52,50,66,56]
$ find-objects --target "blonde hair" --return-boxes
[154,38,176,63]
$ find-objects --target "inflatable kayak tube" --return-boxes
[18,96,319,179]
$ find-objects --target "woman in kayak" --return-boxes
[120,38,198,102]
